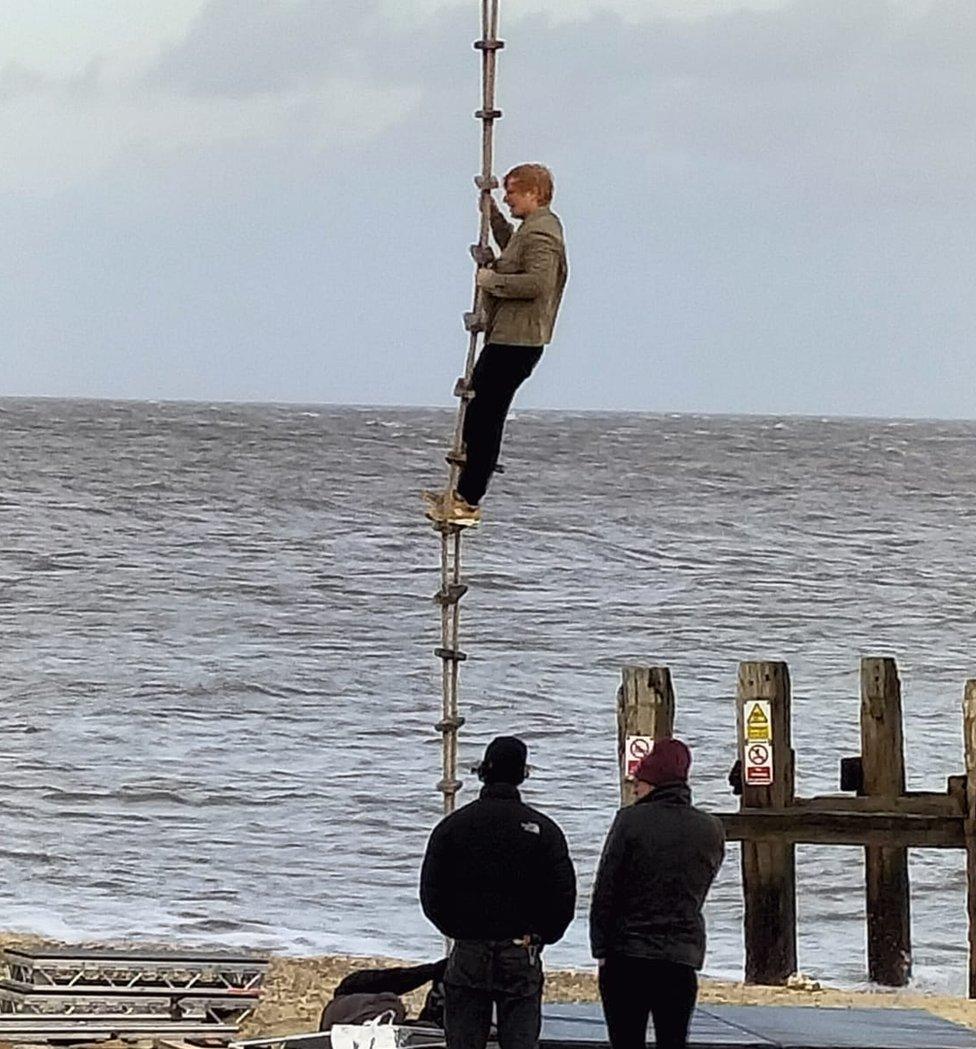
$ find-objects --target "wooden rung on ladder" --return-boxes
[435,647,468,663]
[434,584,469,606]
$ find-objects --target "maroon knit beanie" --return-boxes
[634,738,692,786]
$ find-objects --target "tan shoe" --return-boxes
[422,489,482,528]
[421,489,448,521]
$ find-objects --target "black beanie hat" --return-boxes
[480,736,528,785]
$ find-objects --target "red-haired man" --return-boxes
[425,163,568,527]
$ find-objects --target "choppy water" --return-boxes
[1,398,975,992]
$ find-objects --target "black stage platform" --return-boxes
[540,1002,976,1049]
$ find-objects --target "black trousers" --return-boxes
[456,343,544,507]
[444,940,543,1049]
[598,957,698,1049]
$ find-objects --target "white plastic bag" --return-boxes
[330,1012,398,1049]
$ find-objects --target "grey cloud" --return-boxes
[0,60,49,99]
[499,0,976,202]
[895,0,976,70]
[147,0,383,96]
[142,0,976,201]
[0,55,113,102]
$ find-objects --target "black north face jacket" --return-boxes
[589,782,725,969]
[420,783,577,945]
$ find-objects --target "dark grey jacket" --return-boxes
[589,783,725,969]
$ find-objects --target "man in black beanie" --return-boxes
[420,736,577,1049]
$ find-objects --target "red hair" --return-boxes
[504,163,554,206]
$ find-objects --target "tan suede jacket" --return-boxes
[480,203,568,347]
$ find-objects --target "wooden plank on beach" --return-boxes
[792,792,962,816]
[720,809,965,848]
[736,660,796,986]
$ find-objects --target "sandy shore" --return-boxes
[238,952,976,1039]
[2,935,974,1038]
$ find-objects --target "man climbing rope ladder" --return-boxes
[425,163,568,528]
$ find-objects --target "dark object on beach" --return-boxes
[318,959,448,1031]
[728,758,743,796]
[318,991,406,1031]
[416,973,446,1026]
[333,959,447,999]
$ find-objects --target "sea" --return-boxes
[1,397,975,992]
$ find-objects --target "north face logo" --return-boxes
[521,821,541,835]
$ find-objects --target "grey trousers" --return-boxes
[444,940,543,1049]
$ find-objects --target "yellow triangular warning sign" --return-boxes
[746,702,771,741]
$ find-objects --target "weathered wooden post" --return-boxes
[860,656,912,986]
[963,679,976,999]
[617,666,675,806]
[737,660,796,984]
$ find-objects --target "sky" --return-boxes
[2,0,974,417]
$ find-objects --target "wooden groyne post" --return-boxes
[860,657,912,985]
[735,661,796,985]
[616,666,675,806]
[964,680,976,998]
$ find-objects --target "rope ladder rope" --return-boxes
[432,0,504,817]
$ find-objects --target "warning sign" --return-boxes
[746,701,771,741]
[745,739,773,786]
[624,735,654,778]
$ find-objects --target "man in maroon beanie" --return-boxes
[589,738,724,1049]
